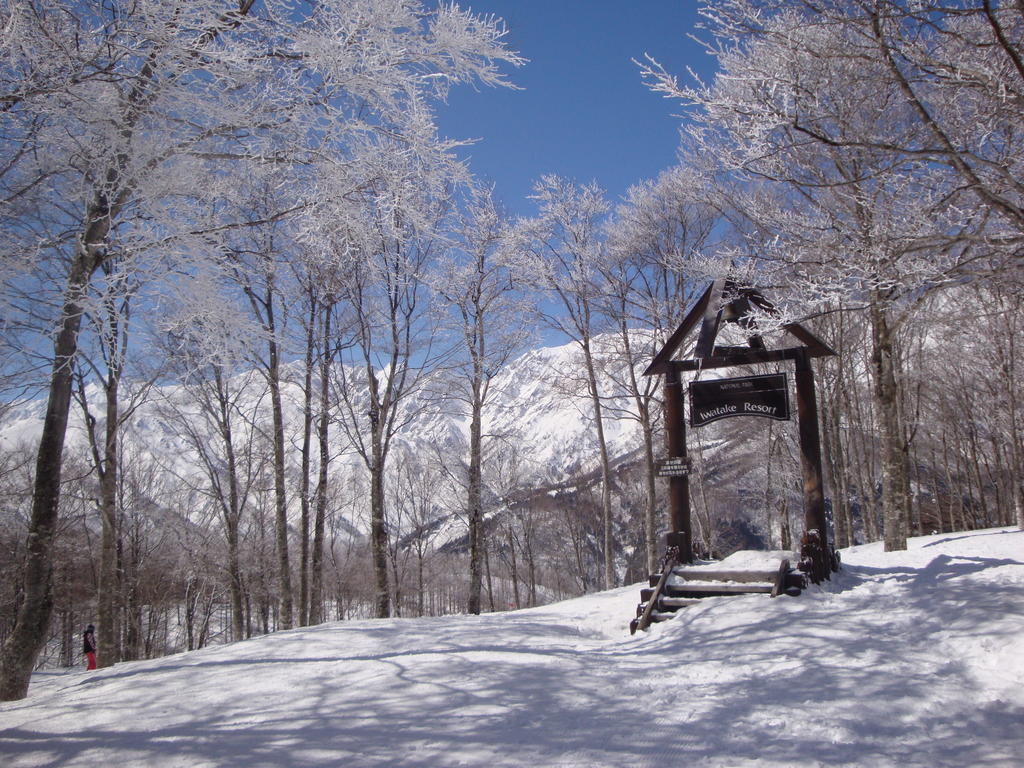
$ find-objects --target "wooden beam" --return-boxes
[692,278,726,359]
[794,348,830,582]
[643,282,715,376]
[669,568,780,583]
[784,323,838,358]
[644,280,837,377]
[631,546,681,634]
[669,582,775,594]
[663,367,693,563]
[658,596,704,608]
[630,563,671,634]
[770,559,790,598]
[668,347,834,372]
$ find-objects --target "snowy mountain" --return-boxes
[0,333,656,536]
[393,336,652,486]
[2,527,1021,767]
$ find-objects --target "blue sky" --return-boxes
[435,2,716,218]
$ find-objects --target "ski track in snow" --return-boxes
[2,528,1022,767]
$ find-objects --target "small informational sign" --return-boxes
[655,457,691,477]
[690,373,790,428]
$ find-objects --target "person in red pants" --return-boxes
[83,624,97,670]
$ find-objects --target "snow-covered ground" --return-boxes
[2,528,1022,767]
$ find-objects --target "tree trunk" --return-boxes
[309,306,332,625]
[224,513,244,641]
[848,377,880,542]
[484,536,495,612]
[824,397,853,548]
[59,608,74,668]
[0,246,97,700]
[213,367,246,642]
[639,411,658,575]
[580,337,615,589]
[869,296,909,551]
[416,542,426,617]
[369,425,391,618]
[765,425,778,547]
[507,526,521,609]
[96,368,120,668]
[298,304,316,627]
[619,319,659,574]
[467,384,484,615]
[266,291,294,630]
[524,522,538,607]
[1003,315,1024,530]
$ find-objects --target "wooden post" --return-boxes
[794,348,829,581]
[663,366,693,563]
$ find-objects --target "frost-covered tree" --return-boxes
[0,0,520,700]
[432,186,530,614]
[638,0,1022,550]
[604,164,719,571]
[155,350,266,645]
[70,259,152,668]
[0,0,271,701]
[216,172,302,631]
[645,1,1024,249]
[309,132,464,619]
[288,246,345,627]
[507,176,619,588]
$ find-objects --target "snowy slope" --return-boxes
[2,527,1021,767]
[475,340,645,483]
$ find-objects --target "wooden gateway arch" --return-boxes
[643,279,840,586]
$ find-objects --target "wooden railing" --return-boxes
[629,546,679,635]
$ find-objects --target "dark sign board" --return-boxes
[689,373,790,427]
